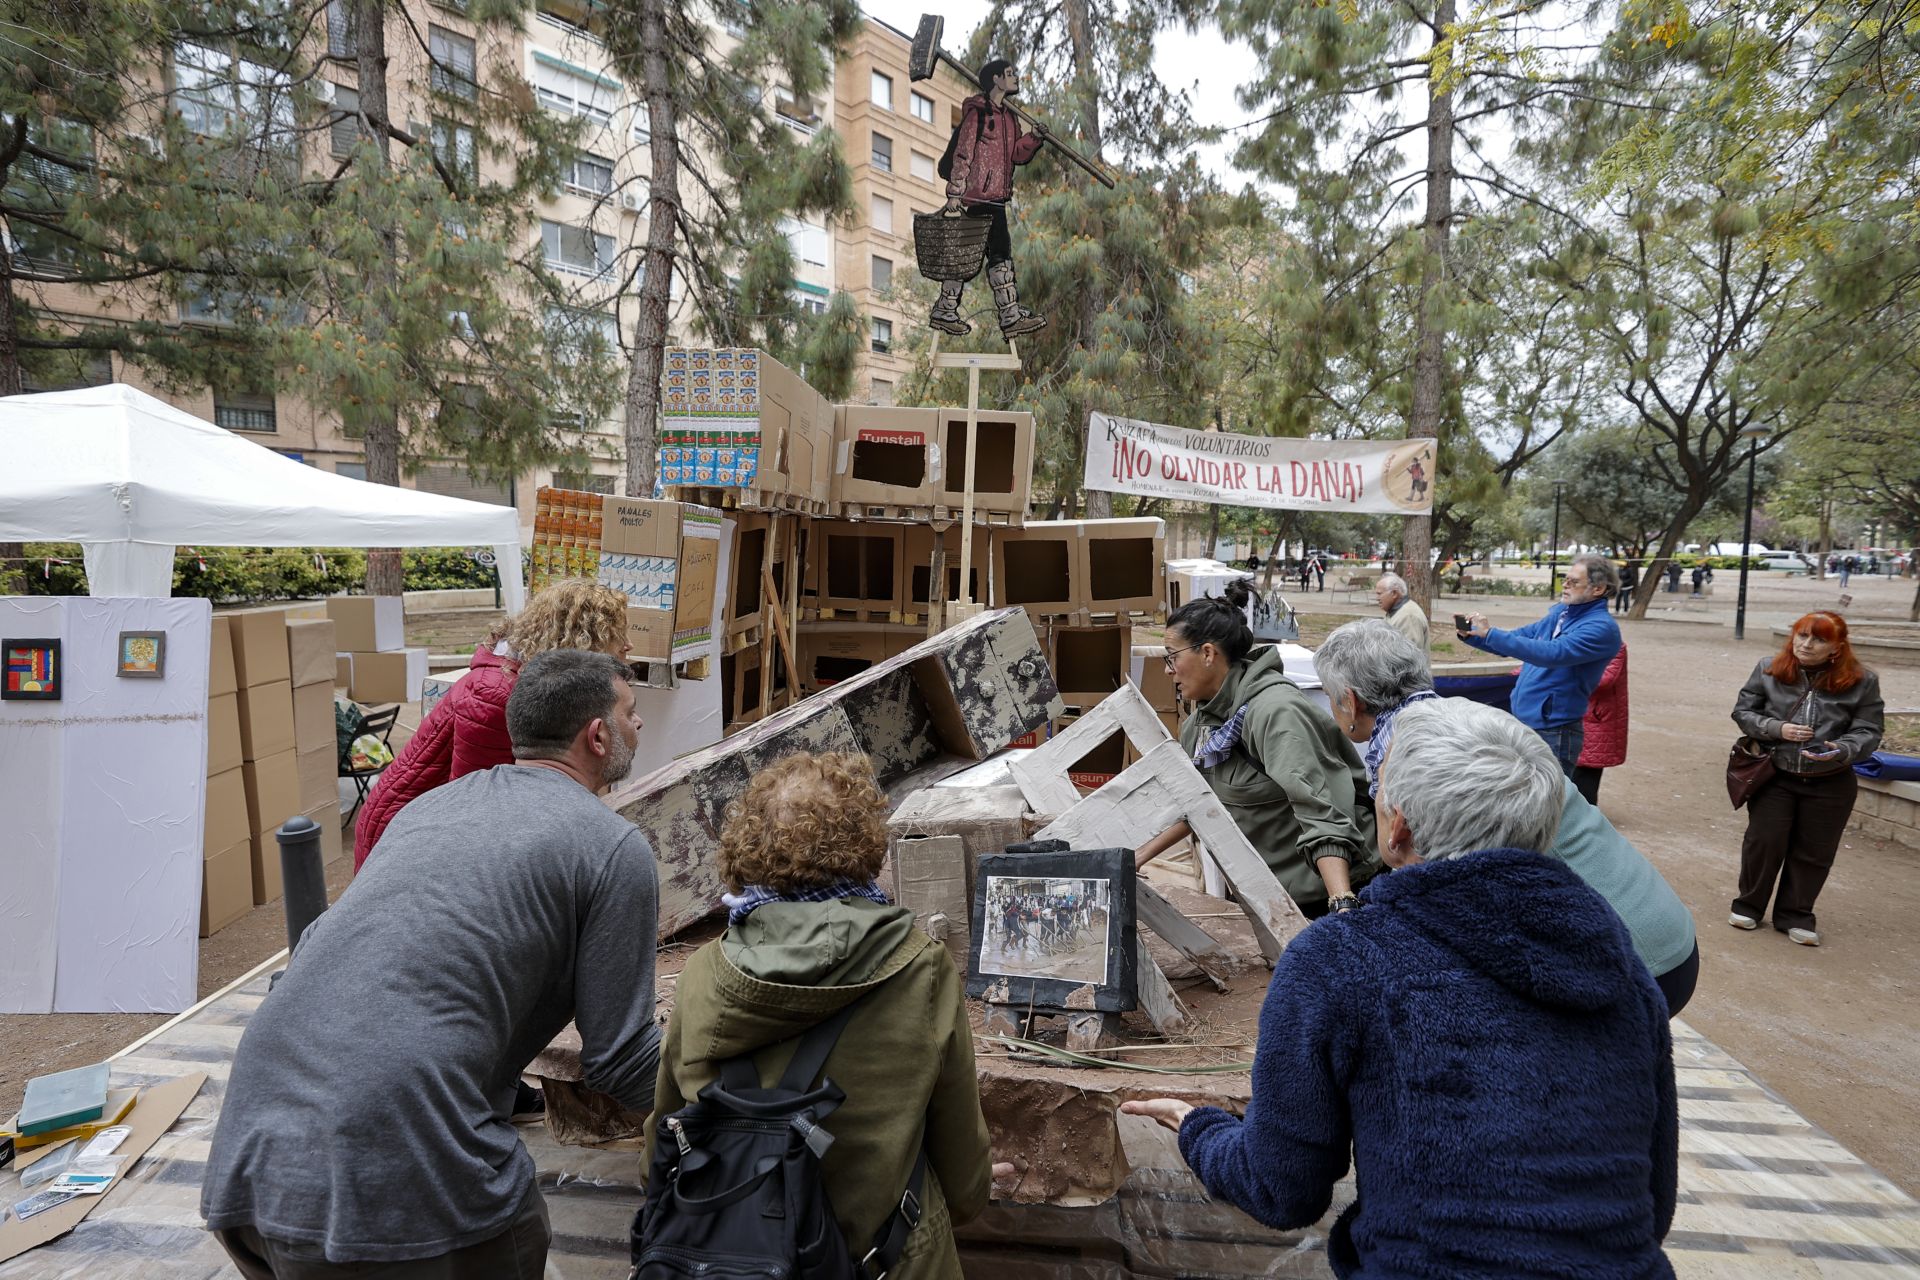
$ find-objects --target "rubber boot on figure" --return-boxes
[928,278,971,336]
[988,260,1046,339]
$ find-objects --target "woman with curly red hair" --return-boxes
[1729,611,1884,945]
[644,753,994,1278]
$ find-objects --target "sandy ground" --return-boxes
[5,567,1918,1197]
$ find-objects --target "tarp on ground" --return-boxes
[0,383,525,611]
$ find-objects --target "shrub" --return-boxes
[13,543,521,603]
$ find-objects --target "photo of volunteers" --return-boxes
[978,876,1112,984]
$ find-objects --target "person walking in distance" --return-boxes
[1616,560,1639,615]
[1729,612,1883,946]
[927,59,1047,341]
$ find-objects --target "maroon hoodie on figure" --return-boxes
[944,94,1044,206]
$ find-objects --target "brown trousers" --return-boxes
[214,1182,550,1279]
[1733,768,1857,933]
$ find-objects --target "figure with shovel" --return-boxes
[929,58,1048,340]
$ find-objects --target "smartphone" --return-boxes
[1453,614,1473,632]
[1802,744,1842,761]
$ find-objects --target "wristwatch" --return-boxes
[1327,894,1360,914]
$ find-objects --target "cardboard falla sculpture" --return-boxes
[909,15,1115,345]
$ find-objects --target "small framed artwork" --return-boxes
[966,842,1138,1013]
[117,631,167,679]
[3,638,62,701]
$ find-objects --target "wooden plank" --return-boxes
[1134,944,1190,1035]
[1135,881,1236,992]
[763,566,799,696]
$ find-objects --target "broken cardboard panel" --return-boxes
[833,406,940,511]
[891,834,971,966]
[609,607,1062,936]
[931,408,1035,519]
[1010,684,1175,817]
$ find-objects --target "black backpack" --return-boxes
[630,998,928,1280]
[936,108,986,181]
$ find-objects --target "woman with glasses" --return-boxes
[1137,579,1380,917]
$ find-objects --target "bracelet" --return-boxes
[1327,894,1361,914]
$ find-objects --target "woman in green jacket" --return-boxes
[645,752,993,1279]
[1141,580,1381,916]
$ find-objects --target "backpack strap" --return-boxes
[858,1145,929,1280]
[776,997,864,1093]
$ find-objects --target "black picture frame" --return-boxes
[966,843,1137,1013]
[2,637,62,701]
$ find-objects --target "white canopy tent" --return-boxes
[0,383,525,611]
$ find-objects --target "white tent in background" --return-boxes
[0,383,525,611]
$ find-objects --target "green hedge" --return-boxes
[2,543,523,602]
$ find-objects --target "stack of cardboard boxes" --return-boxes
[201,617,252,937]
[229,609,303,910]
[288,617,341,864]
[330,597,428,705]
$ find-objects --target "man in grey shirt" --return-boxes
[203,651,661,1278]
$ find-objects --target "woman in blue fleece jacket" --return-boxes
[1125,698,1677,1280]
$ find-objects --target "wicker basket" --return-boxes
[913,211,992,283]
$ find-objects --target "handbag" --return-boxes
[1725,737,1775,809]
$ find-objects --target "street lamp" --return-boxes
[1549,480,1567,596]
[1734,422,1771,642]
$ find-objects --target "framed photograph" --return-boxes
[966,844,1137,1013]
[3,638,62,701]
[117,631,167,679]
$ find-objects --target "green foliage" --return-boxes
[9,544,510,601]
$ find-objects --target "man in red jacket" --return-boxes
[930,58,1049,341]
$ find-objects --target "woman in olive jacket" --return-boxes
[1730,610,1883,946]
[645,753,994,1279]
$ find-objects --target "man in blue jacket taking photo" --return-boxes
[1458,553,1624,776]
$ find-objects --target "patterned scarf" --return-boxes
[1193,702,1252,770]
[1365,688,1441,797]
[722,879,893,927]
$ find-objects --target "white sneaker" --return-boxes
[1728,913,1760,930]
[1787,927,1821,946]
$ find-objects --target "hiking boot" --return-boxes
[988,260,1046,339]
[1728,912,1759,930]
[928,278,971,336]
[512,1080,546,1123]
[1787,927,1821,946]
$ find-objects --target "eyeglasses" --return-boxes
[1162,644,1199,672]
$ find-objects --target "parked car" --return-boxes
[1757,551,1812,572]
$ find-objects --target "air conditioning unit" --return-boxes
[619,188,647,213]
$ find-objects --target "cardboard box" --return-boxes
[242,748,303,837]
[297,743,336,811]
[200,837,253,937]
[931,408,1035,519]
[890,834,971,965]
[1082,518,1166,614]
[350,647,429,703]
[721,643,796,731]
[903,525,992,617]
[236,679,295,761]
[796,623,920,693]
[204,766,250,858]
[206,690,242,777]
[599,498,724,662]
[227,606,291,688]
[811,521,905,616]
[727,512,800,639]
[656,349,834,507]
[991,523,1080,613]
[757,351,834,506]
[833,406,940,511]
[1050,622,1134,712]
[292,679,335,754]
[208,615,237,697]
[1164,558,1253,612]
[303,801,343,865]
[335,653,354,689]
[286,617,339,687]
[326,595,406,653]
[250,826,285,905]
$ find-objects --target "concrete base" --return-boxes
[1851,777,1920,852]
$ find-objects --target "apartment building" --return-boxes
[19,5,953,530]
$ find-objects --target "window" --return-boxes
[871,255,892,293]
[871,70,892,109]
[631,101,650,139]
[327,0,356,58]
[872,195,893,234]
[871,377,895,405]
[534,60,616,124]
[431,117,477,183]
[871,131,891,172]
[545,303,620,361]
[910,91,934,124]
[781,216,828,268]
[871,317,892,354]
[541,219,615,277]
[555,470,617,494]
[335,461,367,480]
[536,0,604,39]
[173,42,295,145]
[792,290,827,317]
[773,85,819,132]
[428,26,477,101]
[214,386,277,433]
[563,150,614,195]
[328,84,359,157]
[910,150,935,182]
[20,351,112,394]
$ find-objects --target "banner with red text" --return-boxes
[1085,412,1436,514]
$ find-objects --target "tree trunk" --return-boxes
[0,125,29,585]
[1629,484,1712,620]
[354,0,403,597]
[1206,503,1221,559]
[1815,498,1831,580]
[621,0,677,500]
[1401,0,1456,613]
[1063,0,1111,519]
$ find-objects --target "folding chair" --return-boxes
[338,702,402,827]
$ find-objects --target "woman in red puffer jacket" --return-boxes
[1572,643,1628,807]
[351,580,632,870]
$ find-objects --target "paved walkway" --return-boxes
[5,965,1918,1278]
